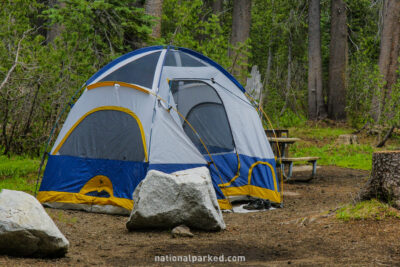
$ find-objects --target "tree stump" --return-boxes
[359,151,400,208]
[337,134,358,145]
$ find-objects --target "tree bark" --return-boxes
[359,151,400,208]
[212,0,223,15]
[327,0,347,120]
[145,0,164,39]
[308,0,327,120]
[371,0,400,123]
[46,0,65,44]
[229,0,251,80]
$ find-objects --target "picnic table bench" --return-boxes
[278,156,319,182]
[267,133,319,181]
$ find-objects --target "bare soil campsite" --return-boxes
[3,165,400,266]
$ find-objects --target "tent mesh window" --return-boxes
[58,110,145,162]
[99,51,161,88]
[164,50,207,67]
[171,80,234,154]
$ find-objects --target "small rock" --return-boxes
[171,225,194,238]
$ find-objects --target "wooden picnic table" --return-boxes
[267,137,300,158]
[267,137,300,143]
[267,136,319,181]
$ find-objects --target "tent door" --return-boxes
[169,79,239,185]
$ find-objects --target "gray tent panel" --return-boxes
[99,51,161,88]
[183,103,234,154]
[164,50,206,67]
[171,81,222,118]
[59,110,145,162]
[171,80,234,154]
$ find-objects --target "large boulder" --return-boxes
[0,189,69,257]
[126,167,225,231]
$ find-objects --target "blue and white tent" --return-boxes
[38,46,281,214]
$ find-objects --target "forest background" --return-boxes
[0,0,398,157]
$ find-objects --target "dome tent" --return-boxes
[37,46,281,214]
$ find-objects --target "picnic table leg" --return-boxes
[281,161,293,181]
[287,161,293,180]
[310,160,317,178]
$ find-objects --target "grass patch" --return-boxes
[0,155,40,194]
[291,143,373,170]
[286,125,400,171]
[336,199,400,221]
[290,126,352,141]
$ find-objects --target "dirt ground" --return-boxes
[3,166,400,266]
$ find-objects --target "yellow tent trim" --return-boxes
[218,153,241,188]
[52,106,148,162]
[217,199,233,210]
[79,175,113,196]
[37,175,134,210]
[221,185,281,203]
[37,191,133,211]
[248,161,278,193]
[87,81,150,95]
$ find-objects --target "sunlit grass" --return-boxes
[0,155,40,194]
[337,199,400,221]
[287,125,400,171]
[291,143,373,170]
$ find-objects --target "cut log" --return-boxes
[359,151,400,208]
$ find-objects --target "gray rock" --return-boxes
[171,225,194,238]
[0,189,69,257]
[126,167,225,231]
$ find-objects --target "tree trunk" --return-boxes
[46,0,65,44]
[212,0,223,15]
[145,0,164,39]
[229,0,252,80]
[371,0,400,123]
[359,151,400,208]
[327,0,347,120]
[308,0,327,120]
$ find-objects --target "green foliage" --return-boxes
[274,110,307,128]
[346,0,381,60]
[0,0,153,156]
[45,0,153,60]
[162,0,232,68]
[0,0,397,157]
[346,50,382,128]
[337,199,400,221]
[0,155,39,194]
[251,0,308,118]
